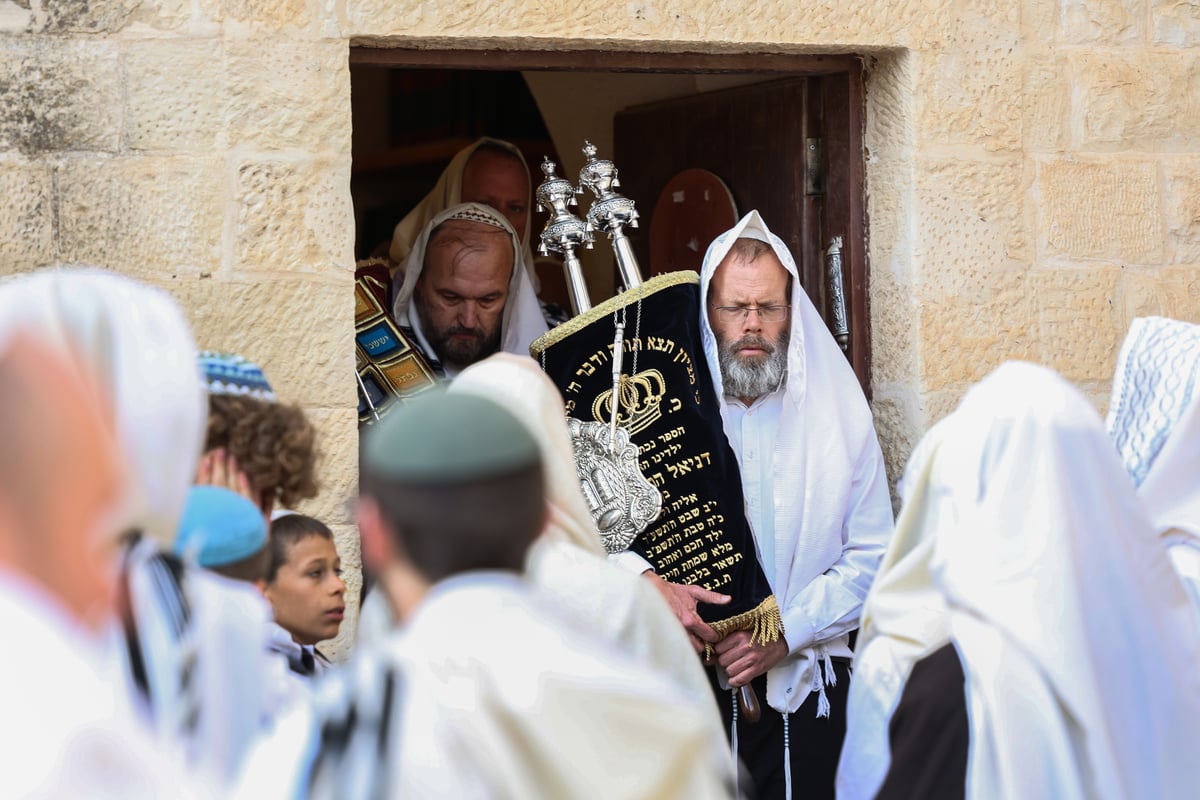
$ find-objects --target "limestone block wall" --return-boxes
[0,0,360,655]
[2,0,1197,645]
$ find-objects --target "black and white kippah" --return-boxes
[442,202,512,233]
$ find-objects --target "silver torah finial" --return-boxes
[536,157,594,315]
[579,141,644,290]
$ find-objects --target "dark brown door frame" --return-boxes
[348,46,871,393]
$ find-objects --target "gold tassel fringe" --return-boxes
[703,595,784,661]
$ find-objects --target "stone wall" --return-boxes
[2,0,1197,649]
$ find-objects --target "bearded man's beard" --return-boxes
[416,296,502,369]
[716,331,789,399]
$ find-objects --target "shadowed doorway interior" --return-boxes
[349,51,870,393]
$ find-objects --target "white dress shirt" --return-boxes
[722,390,783,588]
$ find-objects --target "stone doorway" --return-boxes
[349,48,871,390]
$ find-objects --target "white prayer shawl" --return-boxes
[449,354,725,724]
[698,211,894,714]
[392,202,548,369]
[1107,316,1200,619]
[0,270,274,788]
[387,137,536,274]
[934,362,1200,800]
[837,417,956,799]
[1,572,205,799]
[389,574,733,799]
[0,269,207,547]
[236,575,734,800]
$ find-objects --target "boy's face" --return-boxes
[265,535,346,645]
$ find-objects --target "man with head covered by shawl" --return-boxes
[392,202,548,379]
[628,211,894,799]
[0,269,280,790]
[870,362,1200,800]
[0,272,203,799]
[388,138,536,273]
[1107,316,1200,625]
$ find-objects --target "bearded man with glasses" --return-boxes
[644,211,895,800]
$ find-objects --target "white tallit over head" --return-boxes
[448,354,725,716]
[392,202,548,365]
[388,137,536,273]
[0,269,207,548]
[698,210,893,713]
[837,416,957,799]
[933,361,1200,799]
[1107,316,1200,538]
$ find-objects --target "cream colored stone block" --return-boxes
[227,39,350,154]
[57,156,224,274]
[34,0,139,32]
[870,268,918,389]
[0,162,54,272]
[916,49,1021,151]
[344,0,926,46]
[291,405,358,527]
[1059,0,1142,44]
[1023,56,1070,152]
[920,385,969,428]
[162,277,355,409]
[867,386,921,506]
[223,0,322,32]
[0,0,32,32]
[124,39,226,152]
[1070,53,1200,152]
[1037,160,1162,263]
[918,271,1036,387]
[1119,268,1200,327]
[0,39,121,154]
[916,157,1028,295]
[1032,266,1122,383]
[1152,0,1200,46]
[1163,159,1200,265]
[234,159,354,274]
[1020,0,1058,44]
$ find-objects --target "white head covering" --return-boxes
[837,416,957,799]
[1107,316,1200,538]
[698,210,894,713]
[393,202,548,367]
[388,137,536,273]
[0,269,206,547]
[930,361,1200,799]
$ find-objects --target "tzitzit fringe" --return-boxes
[704,595,783,661]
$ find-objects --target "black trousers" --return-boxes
[708,661,851,800]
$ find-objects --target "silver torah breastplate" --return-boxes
[568,418,663,554]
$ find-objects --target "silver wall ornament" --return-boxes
[535,157,594,315]
[826,235,850,352]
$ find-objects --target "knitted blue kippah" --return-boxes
[174,486,268,568]
[198,351,276,402]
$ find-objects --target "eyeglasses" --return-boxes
[711,305,791,323]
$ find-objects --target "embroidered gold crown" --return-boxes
[592,369,666,436]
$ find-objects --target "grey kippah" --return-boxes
[363,390,540,482]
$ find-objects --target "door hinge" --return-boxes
[805,138,825,195]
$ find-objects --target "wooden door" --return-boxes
[613,72,870,394]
